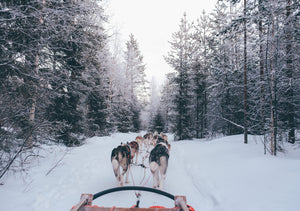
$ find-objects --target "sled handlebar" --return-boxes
[93,186,175,200]
[71,186,190,211]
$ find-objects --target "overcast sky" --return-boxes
[106,0,217,87]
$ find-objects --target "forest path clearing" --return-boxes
[0,133,299,211]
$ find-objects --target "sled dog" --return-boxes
[111,144,131,186]
[135,136,143,149]
[152,133,169,147]
[143,132,153,149]
[160,132,168,142]
[128,140,139,164]
[149,136,171,190]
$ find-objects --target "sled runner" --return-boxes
[71,186,194,211]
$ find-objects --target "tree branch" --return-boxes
[0,129,34,180]
[207,114,245,130]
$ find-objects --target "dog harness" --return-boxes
[149,143,169,165]
[123,144,132,162]
[129,141,139,150]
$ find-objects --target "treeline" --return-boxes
[159,0,299,154]
[0,0,148,175]
[0,0,299,177]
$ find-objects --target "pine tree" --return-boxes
[112,93,133,133]
[123,34,148,132]
[0,0,50,144]
[46,92,83,146]
[160,73,177,133]
[165,13,195,140]
[147,78,161,131]
[45,0,109,144]
[208,1,244,136]
[193,11,210,138]
[151,112,165,134]
[86,89,108,137]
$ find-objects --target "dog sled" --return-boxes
[71,186,194,211]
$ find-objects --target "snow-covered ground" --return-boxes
[0,133,299,211]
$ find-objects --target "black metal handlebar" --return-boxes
[93,186,175,201]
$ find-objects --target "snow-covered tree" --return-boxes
[160,73,177,133]
[192,10,211,138]
[165,13,195,140]
[147,77,160,130]
[123,34,148,132]
[45,0,110,145]
[208,1,246,136]
[0,0,110,145]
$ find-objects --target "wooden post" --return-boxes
[71,194,93,211]
[175,196,189,211]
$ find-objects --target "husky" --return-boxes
[149,136,171,190]
[143,132,153,150]
[135,136,143,149]
[160,132,168,142]
[111,144,131,186]
[111,140,140,186]
[128,140,139,164]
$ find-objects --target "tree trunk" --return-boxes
[196,93,199,138]
[286,0,295,143]
[258,0,267,154]
[270,0,277,155]
[259,0,265,133]
[204,85,207,137]
[28,0,45,147]
[27,49,39,147]
[243,0,248,144]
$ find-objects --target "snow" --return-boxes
[0,133,300,211]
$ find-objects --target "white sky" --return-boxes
[106,0,217,87]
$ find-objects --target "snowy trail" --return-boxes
[171,144,221,211]
[0,133,300,211]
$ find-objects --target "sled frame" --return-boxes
[71,194,188,211]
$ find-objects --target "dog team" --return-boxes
[111,132,171,190]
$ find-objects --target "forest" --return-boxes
[0,0,299,178]
[162,0,299,154]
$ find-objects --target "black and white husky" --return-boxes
[111,141,140,186]
[149,137,171,190]
[111,144,131,186]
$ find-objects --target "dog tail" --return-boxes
[117,151,123,163]
[159,156,168,175]
[112,159,119,173]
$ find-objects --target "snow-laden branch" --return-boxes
[207,114,245,130]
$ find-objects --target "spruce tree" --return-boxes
[165,13,195,140]
[123,34,148,132]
